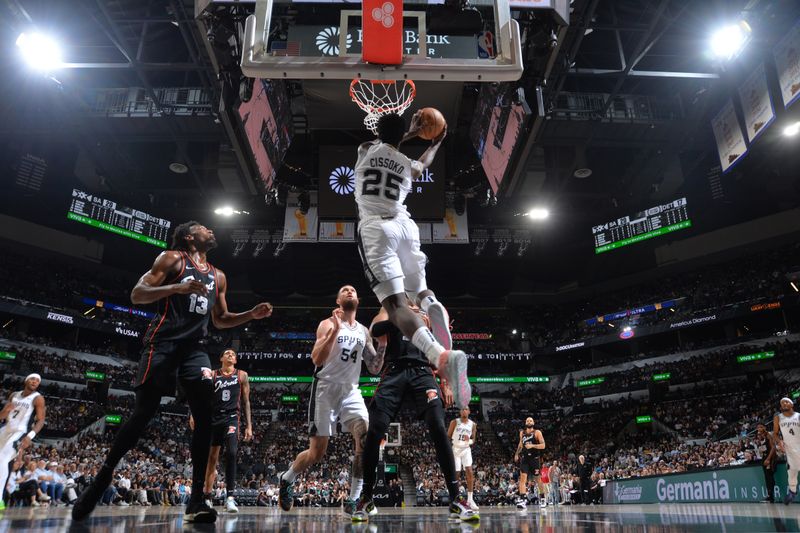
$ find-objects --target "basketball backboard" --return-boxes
[240,0,524,82]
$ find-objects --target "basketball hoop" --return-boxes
[350,79,416,134]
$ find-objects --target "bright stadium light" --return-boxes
[214,206,235,216]
[16,32,63,71]
[784,122,800,137]
[710,21,751,60]
[527,207,550,220]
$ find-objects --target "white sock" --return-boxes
[419,295,439,313]
[467,491,473,501]
[282,466,298,483]
[350,478,363,500]
[412,327,446,366]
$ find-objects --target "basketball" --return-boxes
[417,107,446,140]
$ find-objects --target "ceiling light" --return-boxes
[169,162,188,174]
[791,281,799,293]
[214,206,235,216]
[710,21,751,60]
[527,208,550,220]
[16,32,63,71]
[511,329,518,335]
[783,122,800,137]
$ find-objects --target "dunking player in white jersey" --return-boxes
[0,374,46,510]
[448,407,478,510]
[279,285,382,516]
[354,112,471,409]
[774,397,800,504]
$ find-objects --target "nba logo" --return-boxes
[227,426,237,435]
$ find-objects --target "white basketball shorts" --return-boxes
[357,214,428,303]
[308,379,369,437]
[453,446,473,471]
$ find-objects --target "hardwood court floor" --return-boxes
[0,502,798,532]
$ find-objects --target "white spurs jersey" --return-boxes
[779,412,800,454]
[4,391,40,433]
[314,321,368,385]
[354,141,424,219]
[452,419,474,448]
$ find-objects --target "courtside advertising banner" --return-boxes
[283,192,319,242]
[432,208,469,243]
[711,99,747,173]
[738,63,775,143]
[318,221,355,242]
[604,464,798,504]
[773,19,800,108]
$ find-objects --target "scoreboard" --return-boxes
[67,189,171,248]
[592,197,691,254]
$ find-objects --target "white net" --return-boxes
[350,79,416,134]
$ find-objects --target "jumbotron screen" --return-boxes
[317,145,445,220]
[592,197,691,254]
[67,189,171,248]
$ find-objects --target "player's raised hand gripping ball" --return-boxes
[416,107,446,141]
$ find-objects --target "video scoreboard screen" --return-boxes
[592,197,691,254]
[68,189,171,248]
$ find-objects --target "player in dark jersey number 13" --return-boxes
[72,221,272,524]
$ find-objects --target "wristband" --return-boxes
[27,431,36,440]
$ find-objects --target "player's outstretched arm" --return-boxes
[211,269,272,329]
[411,125,447,179]
[311,311,341,367]
[131,251,204,305]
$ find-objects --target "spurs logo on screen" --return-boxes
[315,26,352,56]
[329,166,356,195]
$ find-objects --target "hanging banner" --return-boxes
[417,222,432,244]
[283,192,319,242]
[432,209,469,243]
[711,99,747,173]
[318,221,355,242]
[738,63,776,143]
[773,20,800,108]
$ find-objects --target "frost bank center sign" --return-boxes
[604,464,799,504]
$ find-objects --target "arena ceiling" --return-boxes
[1,0,799,304]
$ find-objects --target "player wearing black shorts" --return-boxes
[189,348,252,513]
[352,305,477,522]
[514,416,546,509]
[72,221,272,524]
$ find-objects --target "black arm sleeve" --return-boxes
[371,320,394,338]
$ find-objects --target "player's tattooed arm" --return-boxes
[362,327,384,375]
[0,393,14,421]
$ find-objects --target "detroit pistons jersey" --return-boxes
[521,430,539,460]
[143,251,218,343]
[213,369,242,424]
[3,391,40,433]
[314,321,367,385]
[354,141,424,219]
[452,419,474,448]
[779,412,800,454]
